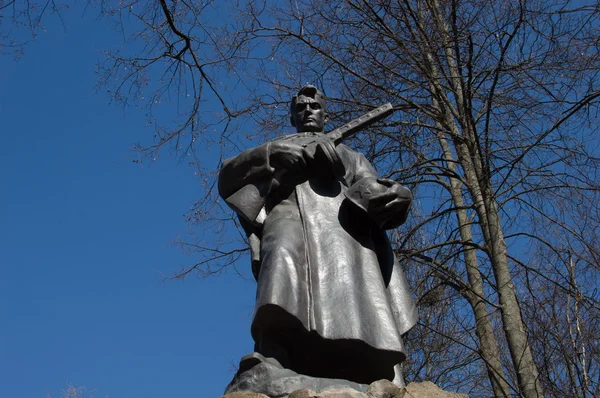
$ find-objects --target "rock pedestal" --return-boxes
[221,380,467,398]
[221,353,466,398]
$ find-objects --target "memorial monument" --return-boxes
[218,86,418,395]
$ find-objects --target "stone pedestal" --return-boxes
[221,353,466,398]
[221,380,467,398]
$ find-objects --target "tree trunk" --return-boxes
[437,133,513,397]
[483,193,543,398]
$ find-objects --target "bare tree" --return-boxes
[0,0,69,57]
[47,383,94,398]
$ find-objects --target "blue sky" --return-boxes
[0,6,256,398]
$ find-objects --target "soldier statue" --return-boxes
[219,85,417,386]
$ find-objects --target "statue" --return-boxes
[218,86,417,388]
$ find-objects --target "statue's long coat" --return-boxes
[219,132,417,380]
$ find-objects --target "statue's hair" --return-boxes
[290,85,326,127]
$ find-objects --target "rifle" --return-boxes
[326,102,394,145]
[271,102,396,181]
[306,102,395,179]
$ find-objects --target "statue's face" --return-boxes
[294,95,327,133]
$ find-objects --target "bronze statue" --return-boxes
[219,86,417,386]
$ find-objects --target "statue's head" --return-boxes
[290,85,328,133]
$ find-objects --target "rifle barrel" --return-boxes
[326,103,394,145]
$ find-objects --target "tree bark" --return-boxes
[437,131,513,397]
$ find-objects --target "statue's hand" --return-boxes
[303,139,345,179]
[366,179,412,221]
[268,141,308,172]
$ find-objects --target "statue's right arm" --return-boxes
[218,140,307,224]
[218,143,276,225]
[219,144,274,192]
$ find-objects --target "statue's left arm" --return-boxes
[337,144,412,230]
